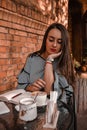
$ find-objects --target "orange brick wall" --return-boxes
[0,0,53,92]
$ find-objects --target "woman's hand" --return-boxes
[26,79,46,92]
[47,50,62,59]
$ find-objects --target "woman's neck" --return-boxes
[41,52,48,60]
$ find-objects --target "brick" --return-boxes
[20,36,26,42]
[6,13,11,22]
[22,47,28,53]
[0,46,9,53]
[39,35,44,40]
[12,41,24,47]
[17,4,21,14]
[31,10,36,18]
[13,35,21,41]
[0,59,10,65]
[28,33,37,38]
[2,12,9,21]
[38,39,42,43]
[0,85,7,92]
[0,52,9,58]
[0,10,3,19]
[7,64,17,70]
[9,76,17,82]
[25,27,34,33]
[7,69,14,77]
[11,53,20,58]
[36,43,42,51]
[16,16,21,24]
[14,81,17,88]
[17,64,24,70]
[0,78,5,85]
[27,8,32,17]
[7,41,11,47]
[26,37,33,43]
[24,19,29,26]
[11,58,22,64]
[26,43,36,51]
[0,40,10,46]
[11,1,16,12]
[12,23,25,31]
[0,71,7,78]
[0,33,6,39]
[1,0,7,8]
[0,65,8,71]
[0,27,8,33]
[15,30,27,37]
[22,57,28,64]
[6,34,13,40]
[11,46,22,53]
[27,20,32,27]
[24,7,28,16]
[20,5,25,15]
[0,20,10,27]
[7,0,13,11]
[14,69,20,75]
[32,38,37,44]
[9,29,15,35]
[10,14,17,23]
[21,18,26,25]
[6,83,15,90]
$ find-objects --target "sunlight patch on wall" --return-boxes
[38,0,68,28]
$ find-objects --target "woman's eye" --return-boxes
[49,39,54,42]
[57,41,62,44]
[57,40,62,44]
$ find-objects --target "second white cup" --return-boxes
[32,91,47,107]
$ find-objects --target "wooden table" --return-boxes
[0,101,75,130]
[76,75,87,112]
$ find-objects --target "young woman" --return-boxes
[17,23,76,130]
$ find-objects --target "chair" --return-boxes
[57,92,77,130]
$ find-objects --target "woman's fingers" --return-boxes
[57,50,62,56]
[31,86,40,91]
[48,51,62,59]
[33,79,46,90]
[53,51,62,58]
[37,79,46,86]
[33,82,42,89]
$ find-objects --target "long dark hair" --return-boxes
[39,23,76,88]
[33,23,76,88]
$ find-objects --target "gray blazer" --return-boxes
[17,54,73,112]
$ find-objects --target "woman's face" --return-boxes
[45,28,62,57]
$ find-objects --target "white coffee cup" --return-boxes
[32,91,47,106]
[19,98,37,121]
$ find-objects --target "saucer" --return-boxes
[37,101,47,107]
[37,98,49,107]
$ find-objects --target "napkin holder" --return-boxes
[43,91,60,129]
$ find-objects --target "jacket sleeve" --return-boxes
[53,72,73,104]
[58,75,73,104]
[17,56,32,89]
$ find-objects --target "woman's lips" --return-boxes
[50,48,57,52]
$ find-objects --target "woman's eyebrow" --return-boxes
[48,36,62,39]
[58,38,62,41]
[48,36,54,38]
